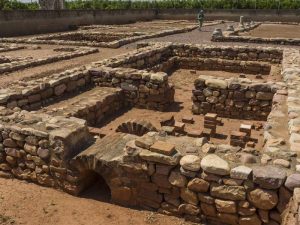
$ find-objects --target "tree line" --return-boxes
[1,0,300,10]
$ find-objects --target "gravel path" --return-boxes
[127,22,300,49]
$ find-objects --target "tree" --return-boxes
[0,0,9,9]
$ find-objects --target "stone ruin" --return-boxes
[0,21,218,48]
[0,42,300,225]
[212,22,300,46]
[0,46,98,74]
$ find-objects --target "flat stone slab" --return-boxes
[150,141,176,156]
[253,165,287,189]
[75,133,137,168]
[210,183,246,201]
[285,174,300,191]
[205,78,228,89]
[182,116,194,124]
[139,149,181,166]
[201,154,230,176]
[230,165,252,180]
[180,155,201,172]
[135,135,155,150]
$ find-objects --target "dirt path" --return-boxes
[128,22,300,49]
[0,45,132,88]
[0,178,196,225]
[242,23,300,39]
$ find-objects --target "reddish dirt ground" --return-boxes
[2,45,62,59]
[241,23,300,39]
[0,45,131,88]
[98,69,266,150]
[0,178,195,225]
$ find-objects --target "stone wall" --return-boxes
[0,44,25,53]
[213,23,300,46]
[0,67,91,110]
[192,75,282,120]
[0,26,197,48]
[100,43,173,69]
[73,131,300,225]
[282,188,300,225]
[215,34,300,46]
[42,87,125,127]
[170,44,282,64]
[1,9,300,37]
[0,45,175,112]
[89,66,174,111]
[104,43,282,72]
[0,42,299,225]
[176,57,271,75]
[157,9,300,23]
[0,107,91,194]
[281,49,300,153]
[0,47,98,74]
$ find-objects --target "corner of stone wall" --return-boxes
[282,188,300,225]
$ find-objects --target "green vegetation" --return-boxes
[0,0,38,10]
[64,0,300,10]
[0,0,300,10]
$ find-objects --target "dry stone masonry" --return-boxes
[0,42,300,225]
[213,22,300,46]
[192,75,282,120]
[0,43,26,53]
[0,25,199,48]
[0,46,98,75]
[73,131,300,225]
[0,107,90,194]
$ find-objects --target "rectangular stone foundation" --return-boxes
[1,41,299,225]
[192,75,281,120]
[39,87,124,126]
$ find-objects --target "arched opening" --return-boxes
[79,170,111,202]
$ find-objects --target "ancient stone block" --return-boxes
[210,183,246,201]
[180,155,201,172]
[150,141,176,156]
[187,178,210,193]
[200,154,230,176]
[253,165,287,189]
[247,188,278,210]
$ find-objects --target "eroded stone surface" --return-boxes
[253,166,287,189]
[201,154,230,176]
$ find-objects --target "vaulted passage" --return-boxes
[79,170,111,203]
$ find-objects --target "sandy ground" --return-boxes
[0,178,197,225]
[242,23,300,39]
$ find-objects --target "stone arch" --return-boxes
[78,170,111,202]
[72,133,140,207]
[116,119,157,136]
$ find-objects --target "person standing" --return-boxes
[197,9,204,30]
